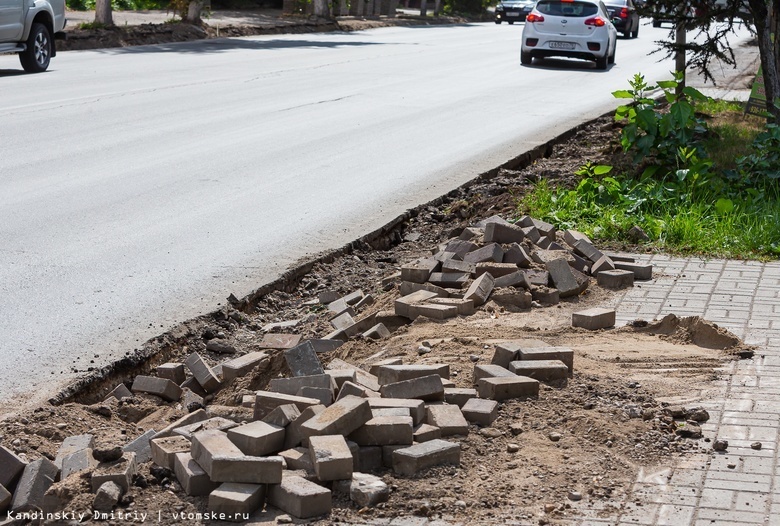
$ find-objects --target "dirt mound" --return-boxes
[633,314,746,350]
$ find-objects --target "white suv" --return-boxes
[0,0,67,72]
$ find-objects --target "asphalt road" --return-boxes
[0,20,755,410]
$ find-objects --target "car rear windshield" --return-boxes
[536,0,599,16]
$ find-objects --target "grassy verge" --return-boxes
[518,77,780,260]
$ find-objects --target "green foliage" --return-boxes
[518,74,780,259]
[67,0,167,10]
[614,73,709,169]
[442,0,490,15]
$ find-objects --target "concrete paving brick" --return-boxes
[283,340,325,377]
[227,421,285,456]
[0,484,10,513]
[490,339,549,368]
[299,395,372,439]
[444,387,477,407]
[180,376,208,397]
[368,358,404,376]
[363,323,392,340]
[615,261,653,280]
[401,259,440,284]
[598,269,635,289]
[478,376,539,400]
[349,416,414,446]
[492,288,533,308]
[392,439,460,475]
[346,472,390,507]
[591,255,616,275]
[173,416,237,440]
[131,375,183,402]
[308,435,353,481]
[572,238,604,263]
[413,423,442,443]
[325,368,357,390]
[150,435,191,470]
[508,359,569,382]
[428,271,470,289]
[445,239,478,259]
[503,243,533,268]
[463,272,494,307]
[461,398,499,426]
[572,308,616,330]
[184,352,221,393]
[104,382,133,401]
[395,290,441,319]
[337,380,379,401]
[262,403,301,428]
[173,452,218,496]
[484,221,525,244]
[9,458,58,513]
[54,434,94,469]
[357,446,383,473]
[546,258,581,298]
[156,362,186,385]
[441,258,475,275]
[463,243,504,264]
[492,269,531,290]
[254,391,321,420]
[408,303,459,320]
[367,398,425,425]
[122,429,156,465]
[475,262,520,279]
[270,374,335,397]
[191,430,283,484]
[92,480,122,512]
[284,404,326,449]
[425,404,469,437]
[298,386,333,405]
[380,374,445,402]
[473,364,516,384]
[427,297,476,316]
[153,408,208,440]
[279,447,316,475]
[399,281,450,299]
[221,351,269,382]
[377,365,450,385]
[61,448,98,479]
[330,310,356,330]
[267,473,332,519]
[91,452,137,493]
[209,482,266,522]
[328,358,381,391]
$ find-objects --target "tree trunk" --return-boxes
[186,0,205,23]
[94,0,113,26]
[749,0,780,123]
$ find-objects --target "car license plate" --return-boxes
[507,12,519,16]
[549,41,576,50]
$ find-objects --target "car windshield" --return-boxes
[536,0,599,16]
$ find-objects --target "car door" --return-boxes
[0,0,25,41]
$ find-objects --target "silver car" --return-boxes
[521,0,618,70]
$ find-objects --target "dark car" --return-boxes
[604,0,640,37]
[495,0,536,23]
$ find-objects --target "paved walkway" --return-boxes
[567,254,780,526]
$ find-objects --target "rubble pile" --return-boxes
[0,214,669,522]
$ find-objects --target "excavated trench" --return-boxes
[49,111,595,408]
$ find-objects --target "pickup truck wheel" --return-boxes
[20,23,52,73]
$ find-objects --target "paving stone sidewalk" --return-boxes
[567,254,780,526]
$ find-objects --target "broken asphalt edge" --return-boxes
[46,110,608,407]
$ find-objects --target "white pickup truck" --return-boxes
[0,0,66,72]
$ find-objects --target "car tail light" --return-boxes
[585,16,606,26]
[587,42,601,51]
[525,38,539,46]
[619,7,628,18]
[526,13,544,22]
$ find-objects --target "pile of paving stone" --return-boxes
[0,214,654,522]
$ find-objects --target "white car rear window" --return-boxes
[536,0,599,16]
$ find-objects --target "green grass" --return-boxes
[520,174,780,260]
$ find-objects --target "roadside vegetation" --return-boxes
[519,73,780,260]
